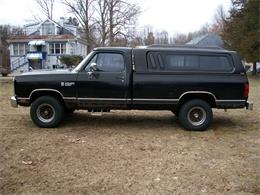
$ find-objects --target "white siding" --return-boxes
[66,40,87,56]
[9,44,13,56]
[45,55,60,69]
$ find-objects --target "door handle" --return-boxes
[116,75,125,83]
[116,75,125,80]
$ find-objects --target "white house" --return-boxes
[8,18,87,74]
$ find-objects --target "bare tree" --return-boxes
[174,33,189,45]
[128,36,143,47]
[155,30,169,44]
[105,0,141,46]
[94,0,141,46]
[63,0,96,53]
[35,0,55,20]
[0,25,24,72]
[144,32,155,45]
[211,5,227,34]
[95,0,109,46]
[62,0,140,50]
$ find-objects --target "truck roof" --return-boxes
[94,46,235,54]
[94,47,132,52]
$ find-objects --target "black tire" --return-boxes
[30,96,64,128]
[178,99,212,131]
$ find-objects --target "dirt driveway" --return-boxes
[0,76,259,194]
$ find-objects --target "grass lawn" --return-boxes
[0,76,259,194]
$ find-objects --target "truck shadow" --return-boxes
[57,111,238,133]
[61,111,179,130]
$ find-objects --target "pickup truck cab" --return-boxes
[11,46,253,131]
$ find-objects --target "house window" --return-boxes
[42,22,55,35]
[49,44,54,54]
[55,43,60,54]
[13,43,28,56]
[19,44,25,55]
[49,43,66,54]
[13,44,19,55]
[61,44,66,54]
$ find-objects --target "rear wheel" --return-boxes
[30,96,64,128]
[178,99,212,131]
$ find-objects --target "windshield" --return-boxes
[73,51,94,72]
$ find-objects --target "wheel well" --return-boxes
[30,91,64,105]
[178,93,216,109]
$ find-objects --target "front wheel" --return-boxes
[178,99,212,131]
[30,96,65,128]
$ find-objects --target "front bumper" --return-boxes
[246,101,253,110]
[10,96,18,108]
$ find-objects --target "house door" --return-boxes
[29,59,42,69]
[36,45,42,52]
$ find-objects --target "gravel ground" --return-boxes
[0,76,259,194]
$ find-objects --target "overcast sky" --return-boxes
[0,0,231,35]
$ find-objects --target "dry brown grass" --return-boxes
[0,76,259,194]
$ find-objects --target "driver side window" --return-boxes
[86,53,125,72]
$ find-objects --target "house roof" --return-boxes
[24,22,40,27]
[7,35,87,45]
[24,18,76,36]
[8,35,75,42]
[186,33,224,47]
[39,18,62,28]
[186,34,208,45]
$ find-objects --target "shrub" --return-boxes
[59,55,83,68]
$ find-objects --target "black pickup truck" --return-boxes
[10,46,253,130]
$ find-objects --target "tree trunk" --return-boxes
[108,0,114,46]
[252,61,257,75]
[85,30,92,54]
[100,9,106,46]
[109,11,114,46]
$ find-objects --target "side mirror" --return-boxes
[89,63,97,71]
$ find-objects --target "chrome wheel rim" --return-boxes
[36,103,55,123]
[187,106,206,126]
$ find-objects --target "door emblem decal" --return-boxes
[61,82,75,87]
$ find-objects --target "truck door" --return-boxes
[76,52,127,107]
